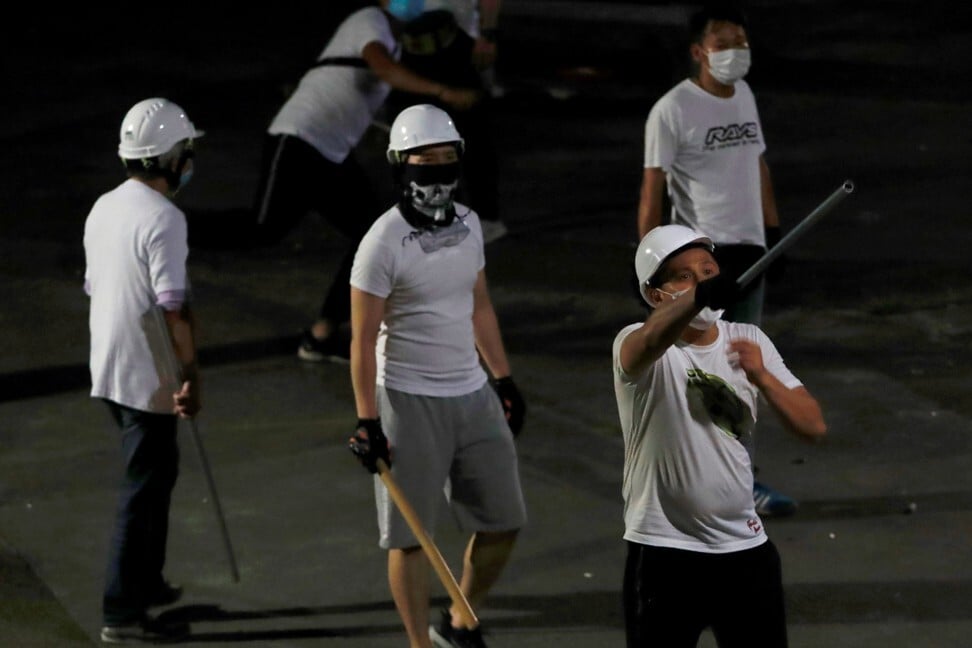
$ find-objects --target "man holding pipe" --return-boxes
[614,224,826,647]
[348,103,526,648]
[84,97,201,644]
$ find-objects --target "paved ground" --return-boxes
[2,2,971,646]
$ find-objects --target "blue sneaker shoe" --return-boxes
[754,481,798,518]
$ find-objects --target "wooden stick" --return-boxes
[376,458,479,630]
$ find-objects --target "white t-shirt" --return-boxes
[612,319,802,553]
[350,204,488,397]
[644,79,767,246]
[268,7,399,163]
[83,179,188,413]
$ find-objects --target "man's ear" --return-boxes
[690,42,706,65]
[646,286,664,308]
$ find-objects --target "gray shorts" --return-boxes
[374,383,528,549]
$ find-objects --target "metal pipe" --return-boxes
[736,180,855,290]
[150,306,240,583]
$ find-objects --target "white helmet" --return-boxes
[386,104,464,164]
[634,224,714,304]
[118,98,203,160]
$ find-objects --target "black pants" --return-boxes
[387,10,500,223]
[102,401,179,624]
[623,540,788,648]
[251,133,379,325]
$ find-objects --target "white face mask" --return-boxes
[654,287,724,330]
[688,307,724,330]
[706,48,751,85]
[178,168,193,189]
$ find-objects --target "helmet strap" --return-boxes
[122,156,160,174]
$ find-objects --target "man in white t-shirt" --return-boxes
[84,98,203,644]
[348,104,526,648]
[247,1,480,366]
[638,3,794,517]
[614,224,826,647]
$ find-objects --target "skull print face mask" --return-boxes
[401,161,461,225]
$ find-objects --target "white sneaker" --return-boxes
[480,220,508,244]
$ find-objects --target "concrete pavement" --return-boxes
[2,2,971,646]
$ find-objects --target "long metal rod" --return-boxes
[185,419,240,582]
[736,180,855,290]
[150,306,240,583]
[376,458,479,630]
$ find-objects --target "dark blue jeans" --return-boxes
[102,400,179,625]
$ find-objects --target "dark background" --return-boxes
[2,2,972,646]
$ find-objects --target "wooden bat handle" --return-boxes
[376,458,479,630]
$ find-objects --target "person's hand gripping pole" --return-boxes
[150,305,240,583]
[348,419,479,630]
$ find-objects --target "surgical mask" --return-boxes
[401,162,461,224]
[387,0,424,21]
[688,307,724,331]
[654,287,724,330]
[706,48,751,85]
[179,168,193,190]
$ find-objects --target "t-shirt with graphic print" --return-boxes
[350,203,488,397]
[612,318,801,553]
[644,78,766,247]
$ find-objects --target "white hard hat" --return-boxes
[634,224,714,304]
[386,104,464,164]
[118,98,203,160]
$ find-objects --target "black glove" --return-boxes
[764,226,787,284]
[694,273,738,310]
[348,418,391,474]
[492,376,526,437]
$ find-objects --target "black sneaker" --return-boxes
[149,581,183,607]
[429,608,487,648]
[297,330,350,365]
[100,613,189,644]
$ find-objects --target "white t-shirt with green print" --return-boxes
[613,318,801,553]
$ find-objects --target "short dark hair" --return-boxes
[688,3,749,44]
[122,140,191,180]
